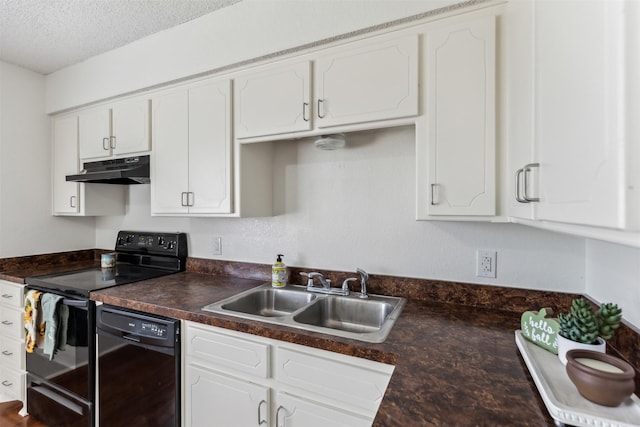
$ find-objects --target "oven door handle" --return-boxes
[62,299,88,308]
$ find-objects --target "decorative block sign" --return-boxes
[521,308,560,354]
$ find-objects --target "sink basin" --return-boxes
[220,287,316,317]
[202,283,405,343]
[293,297,397,333]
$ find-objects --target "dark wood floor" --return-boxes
[0,401,46,427]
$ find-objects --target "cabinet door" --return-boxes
[235,61,311,138]
[185,364,269,427]
[52,115,80,215]
[276,393,371,427]
[188,80,233,214]
[151,89,189,214]
[506,0,537,220]
[78,106,111,160]
[534,1,632,229]
[315,35,418,128]
[424,16,496,216]
[111,98,151,156]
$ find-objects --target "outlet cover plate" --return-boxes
[476,250,497,278]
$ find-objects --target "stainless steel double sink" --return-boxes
[202,284,405,343]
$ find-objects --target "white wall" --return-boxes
[0,61,95,257]
[45,0,462,112]
[96,126,586,293]
[586,240,640,330]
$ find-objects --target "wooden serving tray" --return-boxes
[515,330,640,427]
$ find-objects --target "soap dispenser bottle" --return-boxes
[272,254,286,288]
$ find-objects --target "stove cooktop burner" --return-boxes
[26,231,188,298]
[27,264,177,297]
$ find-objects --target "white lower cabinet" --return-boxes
[274,392,370,427]
[184,321,394,427]
[186,364,269,426]
[0,280,26,407]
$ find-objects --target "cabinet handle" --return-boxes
[188,192,194,207]
[1,380,12,387]
[515,163,540,203]
[2,350,13,356]
[110,136,116,149]
[258,399,267,425]
[430,183,439,205]
[103,137,110,150]
[1,294,12,299]
[1,320,13,325]
[302,102,309,122]
[522,163,540,202]
[70,196,77,208]
[317,99,325,118]
[276,405,287,427]
[181,192,188,207]
[515,168,526,203]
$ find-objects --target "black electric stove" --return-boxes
[24,230,187,427]
[27,230,188,297]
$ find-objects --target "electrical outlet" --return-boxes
[476,250,497,278]
[213,236,222,255]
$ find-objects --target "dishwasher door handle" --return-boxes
[122,334,141,343]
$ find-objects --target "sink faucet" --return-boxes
[300,272,351,296]
[306,272,331,289]
[356,268,369,299]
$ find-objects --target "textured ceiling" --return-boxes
[0,0,242,74]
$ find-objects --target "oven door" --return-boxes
[25,294,95,427]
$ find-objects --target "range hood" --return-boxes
[66,155,150,184]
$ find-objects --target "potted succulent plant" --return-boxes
[557,298,622,365]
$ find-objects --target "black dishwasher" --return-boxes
[96,305,180,427]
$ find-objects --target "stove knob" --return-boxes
[158,236,166,246]
[167,241,176,250]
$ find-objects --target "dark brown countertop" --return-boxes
[90,271,556,426]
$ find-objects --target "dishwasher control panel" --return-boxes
[97,305,178,348]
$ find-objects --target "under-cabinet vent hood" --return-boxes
[66,155,150,184]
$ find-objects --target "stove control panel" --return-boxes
[115,231,187,259]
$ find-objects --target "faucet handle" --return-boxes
[341,278,358,292]
[301,272,330,288]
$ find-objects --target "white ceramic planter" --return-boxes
[557,334,606,365]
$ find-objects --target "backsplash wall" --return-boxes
[95,126,587,294]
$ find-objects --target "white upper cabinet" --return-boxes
[52,115,81,215]
[314,35,418,128]
[78,97,150,160]
[234,34,418,140]
[235,61,312,138]
[508,0,640,235]
[151,78,232,216]
[534,0,638,231]
[417,14,496,218]
[506,0,536,221]
[52,115,125,216]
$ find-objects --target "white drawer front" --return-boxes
[276,347,392,414]
[186,324,270,379]
[0,338,24,370]
[0,306,23,339]
[0,367,24,400]
[0,281,24,309]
